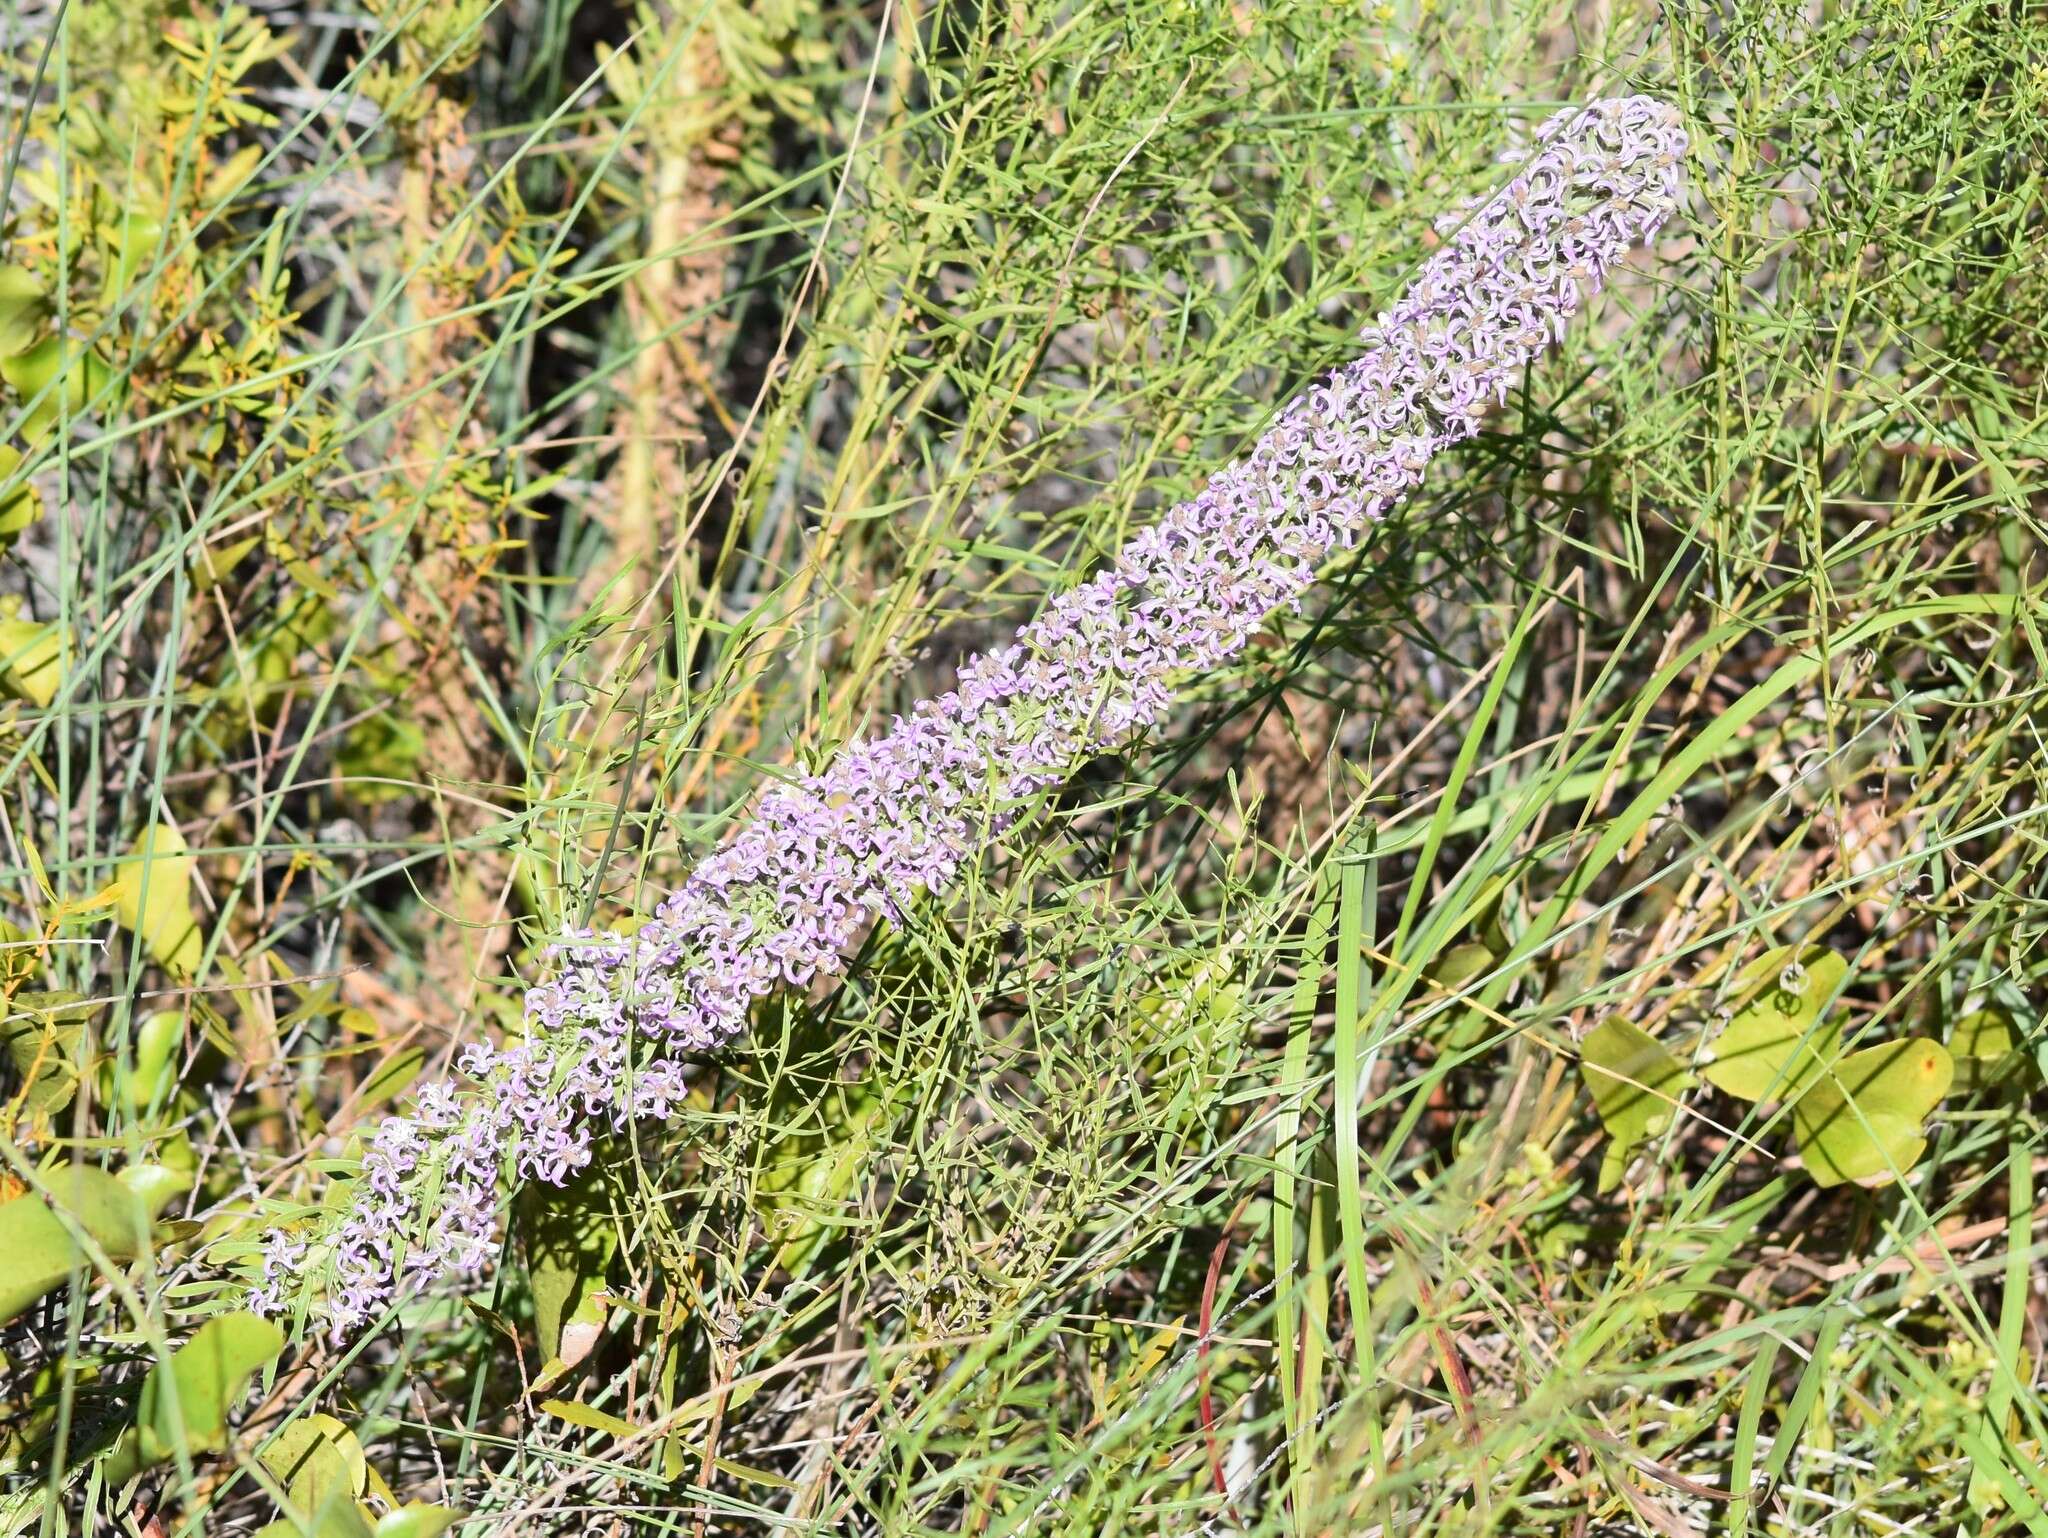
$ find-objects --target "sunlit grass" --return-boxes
[1,0,2044,1533]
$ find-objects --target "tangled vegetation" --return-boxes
[1,0,2045,1534]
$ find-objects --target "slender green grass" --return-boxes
[0,0,2044,1533]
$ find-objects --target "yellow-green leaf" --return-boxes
[259,1414,368,1519]
[1,336,110,441]
[114,823,206,978]
[103,214,165,298]
[1580,1017,1693,1193]
[1793,1039,1953,1189]
[119,1311,286,1473]
[356,1046,425,1115]
[1427,941,1496,991]
[123,1010,187,1113]
[193,535,262,592]
[1701,944,1846,1103]
[205,143,267,206]
[255,1500,374,1538]
[1950,1008,2030,1091]
[0,1163,186,1324]
[0,917,39,988]
[539,1397,638,1438]
[3,990,102,1127]
[0,445,43,542]
[0,614,65,708]
[759,1078,904,1275]
[375,1504,461,1538]
[0,265,47,357]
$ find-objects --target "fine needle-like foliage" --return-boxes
[2,1,2045,1535]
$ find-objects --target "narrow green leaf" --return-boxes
[356,1047,426,1115]
[1331,854,1384,1478]
[539,1397,639,1438]
[1273,863,1334,1489]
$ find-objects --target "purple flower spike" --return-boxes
[254,96,1686,1338]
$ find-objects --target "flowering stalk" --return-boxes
[256,96,1687,1336]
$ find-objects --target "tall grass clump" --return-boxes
[2,1,2045,1536]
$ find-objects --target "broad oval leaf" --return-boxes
[255,1502,375,1538]
[517,1170,616,1385]
[124,1010,187,1112]
[1950,1008,2031,1092]
[122,1311,286,1472]
[1701,944,1846,1103]
[0,1163,184,1323]
[0,445,43,542]
[1793,1039,1953,1189]
[760,1078,903,1275]
[0,614,64,708]
[1580,1018,1693,1193]
[114,823,206,978]
[0,264,48,357]
[1,335,111,441]
[1428,941,1496,991]
[3,990,101,1127]
[259,1413,368,1517]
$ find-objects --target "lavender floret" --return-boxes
[254,96,1687,1338]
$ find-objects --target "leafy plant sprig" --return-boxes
[1583,944,1957,1190]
